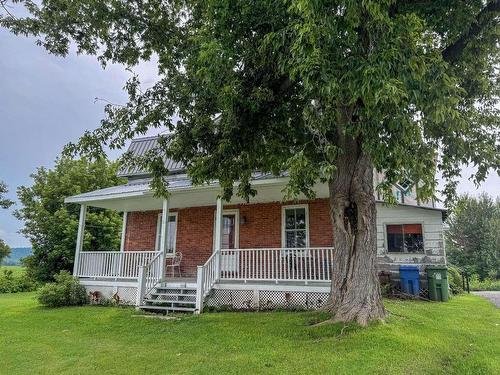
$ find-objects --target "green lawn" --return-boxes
[0,293,498,375]
[0,265,25,276]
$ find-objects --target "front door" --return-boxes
[218,211,239,275]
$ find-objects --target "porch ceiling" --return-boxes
[64,177,331,212]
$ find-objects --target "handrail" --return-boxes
[136,252,163,306]
[195,251,219,313]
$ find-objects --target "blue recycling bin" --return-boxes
[399,265,420,296]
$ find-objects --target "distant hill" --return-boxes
[1,247,32,266]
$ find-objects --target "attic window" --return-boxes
[397,179,412,192]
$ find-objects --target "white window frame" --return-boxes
[213,209,240,251]
[281,204,310,249]
[384,222,425,254]
[155,212,178,255]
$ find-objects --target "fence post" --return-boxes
[195,266,205,314]
[136,266,146,307]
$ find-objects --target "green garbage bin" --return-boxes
[426,266,449,302]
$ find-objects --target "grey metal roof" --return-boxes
[117,136,185,178]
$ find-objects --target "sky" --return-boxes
[0,28,499,248]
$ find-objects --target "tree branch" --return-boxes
[442,0,500,64]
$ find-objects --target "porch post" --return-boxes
[72,204,87,276]
[119,211,128,252]
[214,196,223,278]
[159,199,170,278]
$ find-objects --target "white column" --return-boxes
[214,196,223,279]
[159,199,170,278]
[72,204,87,276]
[120,211,128,252]
[214,197,223,252]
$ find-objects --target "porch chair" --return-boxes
[166,252,183,278]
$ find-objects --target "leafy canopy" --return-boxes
[15,157,125,282]
[1,1,499,202]
[446,193,500,280]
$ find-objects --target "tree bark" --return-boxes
[325,135,385,326]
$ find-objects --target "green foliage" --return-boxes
[0,268,37,293]
[37,271,88,307]
[0,180,14,209]
[15,157,125,282]
[447,266,464,295]
[1,1,498,203]
[0,181,14,264]
[0,239,10,265]
[469,275,500,291]
[446,194,500,281]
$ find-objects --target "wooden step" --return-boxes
[144,299,196,305]
[150,294,196,301]
[139,305,196,312]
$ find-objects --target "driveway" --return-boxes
[472,291,500,307]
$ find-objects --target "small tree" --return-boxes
[446,194,500,280]
[15,157,125,282]
[0,180,14,209]
[0,180,14,264]
[0,239,10,265]
[3,1,500,324]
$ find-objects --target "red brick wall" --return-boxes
[124,199,333,277]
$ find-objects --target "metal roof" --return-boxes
[117,136,185,178]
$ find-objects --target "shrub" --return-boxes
[37,271,88,307]
[469,275,500,291]
[447,266,464,295]
[0,269,37,293]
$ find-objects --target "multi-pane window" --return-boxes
[283,206,308,248]
[386,224,424,253]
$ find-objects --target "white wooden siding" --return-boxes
[376,204,445,267]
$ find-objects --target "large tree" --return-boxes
[15,157,124,282]
[446,193,500,280]
[2,1,500,324]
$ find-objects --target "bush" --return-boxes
[469,275,500,291]
[37,271,88,307]
[0,269,37,293]
[447,266,464,295]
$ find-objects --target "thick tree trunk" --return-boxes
[325,136,385,326]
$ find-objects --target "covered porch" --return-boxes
[65,176,335,310]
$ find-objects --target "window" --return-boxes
[386,224,424,253]
[282,205,309,248]
[155,213,177,254]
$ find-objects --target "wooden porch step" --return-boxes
[150,293,196,300]
[155,286,196,293]
[138,305,196,312]
[144,299,196,305]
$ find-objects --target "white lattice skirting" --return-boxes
[204,289,330,311]
[82,284,138,305]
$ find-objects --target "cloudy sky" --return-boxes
[0,28,499,248]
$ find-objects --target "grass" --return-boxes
[0,293,498,375]
[0,265,25,276]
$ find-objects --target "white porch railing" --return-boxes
[76,251,160,279]
[219,247,334,283]
[136,252,164,305]
[195,251,220,313]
